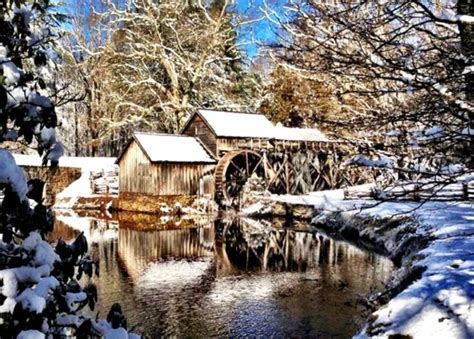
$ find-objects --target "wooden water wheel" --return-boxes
[215,150,266,206]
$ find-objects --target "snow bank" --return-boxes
[272,187,364,212]
[350,154,396,169]
[362,201,474,338]
[56,171,94,205]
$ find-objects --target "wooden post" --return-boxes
[285,154,290,194]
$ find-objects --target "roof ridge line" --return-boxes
[198,109,261,115]
[133,131,192,137]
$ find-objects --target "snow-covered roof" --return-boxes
[197,110,276,138]
[129,132,216,163]
[272,126,328,142]
[185,110,328,141]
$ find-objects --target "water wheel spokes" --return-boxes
[215,150,266,206]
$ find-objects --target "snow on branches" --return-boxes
[59,0,261,156]
[263,0,474,189]
[0,2,137,337]
[0,0,64,164]
[0,155,138,337]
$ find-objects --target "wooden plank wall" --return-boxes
[118,140,215,197]
[217,138,244,155]
[216,138,275,155]
[182,115,217,154]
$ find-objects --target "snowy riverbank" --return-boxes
[249,190,474,338]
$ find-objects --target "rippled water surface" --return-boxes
[52,211,394,337]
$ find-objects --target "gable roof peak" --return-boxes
[116,132,216,164]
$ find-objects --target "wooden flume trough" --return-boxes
[212,138,370,206]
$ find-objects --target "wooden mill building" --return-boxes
[115,132,216,212]
[117,110,359,211]
[181,110,328,155]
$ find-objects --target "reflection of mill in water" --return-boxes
[117,225,215,281]
[216,218,379,274]
[116,217,382,283]
[53,214,393,337]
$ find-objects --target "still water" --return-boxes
[51,211,394,337]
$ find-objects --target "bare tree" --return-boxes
[58,0,123,156]
[59,0,262,156]
[264,0,473,187]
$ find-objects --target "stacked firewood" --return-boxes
[90,166,119,195]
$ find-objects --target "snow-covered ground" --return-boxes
[271,191,474,338]
[54,171,112,209]
[12,153,116,170]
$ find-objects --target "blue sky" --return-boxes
[233,0,292,58]
[59,0,292,59]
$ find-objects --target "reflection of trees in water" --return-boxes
[217,218,387,276]
[115,225,218,337]
[48,214,393,337]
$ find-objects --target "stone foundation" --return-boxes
[115,192,210,214]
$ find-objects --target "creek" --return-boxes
[51,211,394,337]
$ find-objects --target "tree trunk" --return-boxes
[457,0,474,165]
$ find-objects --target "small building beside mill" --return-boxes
[115,132,216,213]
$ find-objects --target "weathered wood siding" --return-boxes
[182,115,217,154]
[118,140,215,196]
[216,137,272,155]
